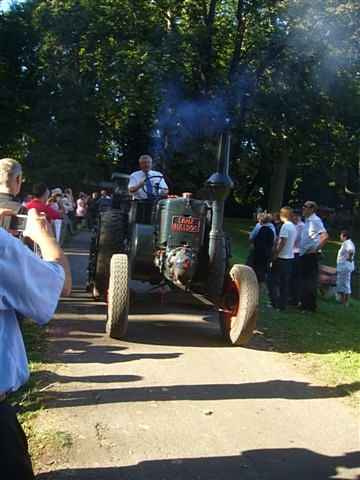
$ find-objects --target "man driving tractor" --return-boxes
[128,154,168,200]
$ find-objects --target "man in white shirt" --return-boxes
[128,154,168,200]
[299,201,329,312]
[336,230,356,306]
[290,211,305,305]
[269,206,297,311]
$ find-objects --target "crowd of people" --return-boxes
[247,202,356,311]
[14,185,114,241]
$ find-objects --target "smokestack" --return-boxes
[205,133,234,201]
[205,132,234,299]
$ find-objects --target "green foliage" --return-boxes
[0,0,359,203]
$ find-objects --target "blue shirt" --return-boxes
[0,228,65,394]
[249,222,276,241]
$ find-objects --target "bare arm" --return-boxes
[274,237,286,258]
[129,178,145,194]
[318,232,329,250]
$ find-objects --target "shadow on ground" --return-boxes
[37,449,360,480]
[55,288,234,349]
[48,338,182,364]
[35,379,360,410]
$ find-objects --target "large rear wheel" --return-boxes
[106,254,129,339]
[94,210,126,297]
[219,264,259,346]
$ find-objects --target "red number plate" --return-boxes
[171,216,201,233]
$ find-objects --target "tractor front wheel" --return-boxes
[106,254,129,339]
[219,264,259,346]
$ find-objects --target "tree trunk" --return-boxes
[267,151,289,212]
[200,0,218,92]
[229,0,245,78]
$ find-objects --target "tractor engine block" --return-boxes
[155,196,208,287]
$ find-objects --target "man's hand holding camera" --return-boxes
[25,209,72,296]
[0,207,72,297]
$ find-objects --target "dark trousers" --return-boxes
[290,253,301,305]
[269,258,293,310]
[0,400,35,480]
[299,253,319,312]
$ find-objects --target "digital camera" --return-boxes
[9,214,28,232]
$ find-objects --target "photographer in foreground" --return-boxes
[0,208,72,480]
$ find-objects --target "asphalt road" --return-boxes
[35,232,359,479]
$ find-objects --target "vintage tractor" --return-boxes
[88,133,259,345]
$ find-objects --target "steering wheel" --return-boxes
[142,174,166,199]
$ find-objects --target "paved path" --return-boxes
[35,232,359,479]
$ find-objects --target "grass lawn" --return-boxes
[225,218,360,401]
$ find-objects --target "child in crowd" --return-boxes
[247,212,275,292]
[336,230,356,306]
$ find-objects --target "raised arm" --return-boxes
[25,209,72,296]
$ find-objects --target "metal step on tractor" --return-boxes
[87,133,259,345]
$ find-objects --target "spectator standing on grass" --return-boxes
[272,212,283,237]
[299,201,329,312]
[249,211,276,241]
[247,213,275,290]
[269,207,297,311]
[336,230,356,307]
[0,208,72,480]
[289,211,305,306]
[26,183,62,223]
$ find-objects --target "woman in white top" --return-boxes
[336,230,356,306]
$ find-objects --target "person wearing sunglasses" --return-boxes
[299,201,329,312]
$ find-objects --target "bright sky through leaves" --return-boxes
[0,0,20,11]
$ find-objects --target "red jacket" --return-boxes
[26,199,62,222]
